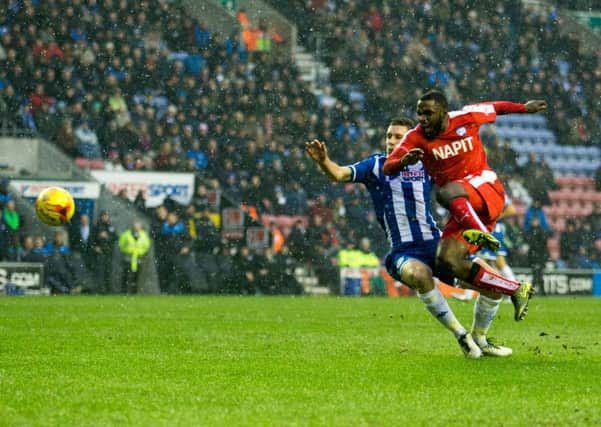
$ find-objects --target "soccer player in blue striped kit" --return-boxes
[306,118,511,358]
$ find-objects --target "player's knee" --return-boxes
[402,263,434,293]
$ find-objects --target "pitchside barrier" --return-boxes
[340,267,412,297]
[0,262,48,295]
[340,266,601,297]
[513,268,601,296]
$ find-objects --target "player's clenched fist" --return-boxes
[525,100,547,113]
[402,148,425,165]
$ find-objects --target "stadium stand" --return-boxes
[1,0,601,292]
[272,0,600,150]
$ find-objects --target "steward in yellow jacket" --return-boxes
[118,221,151,293]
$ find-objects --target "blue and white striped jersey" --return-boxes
[348,154,440,251]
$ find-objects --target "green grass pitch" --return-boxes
[1,295,600,426]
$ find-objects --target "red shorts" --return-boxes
[441,170,506,254]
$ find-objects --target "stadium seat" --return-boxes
[554,205,586,218]
[590,193,601,202]
[548,190,574,202]
[74,157,105,170]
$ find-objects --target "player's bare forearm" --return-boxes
[305,140,351,182]
[318,158,351,182]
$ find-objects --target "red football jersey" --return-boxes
[389,103,499,187]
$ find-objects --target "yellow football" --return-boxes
[35,187,76,226]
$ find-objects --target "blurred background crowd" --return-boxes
[1,0,600,294]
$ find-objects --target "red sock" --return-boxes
[448,197,487,232]
[469,264,520,295]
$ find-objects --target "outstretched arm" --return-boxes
[305,139,351,182]
[492,100,547,115]
[382,147,423,175]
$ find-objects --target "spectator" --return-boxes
[44,231,70,255]
[69,213,93,268]
[118,220,151,294]
[34,102,58,139]
[574,245,598,270]
[584,203,601,240]
[524,199,550,233]
[521,154,554,206]
[108,87,130,128]
[285,181,308,215]
[31,236,50,259]
[560,219,581,268]
[186,139,208,171]
[595,166,601,192]
[46,249,77,294]
[158,210,195,293]
[19,234,46,263]
[524,215,553,295]
[0,178,12,209]
[287,219,310,263]
[225,245,258,294]
[267,220,285,254]
[90,211,118,293]
[75,119,102,159]
[29,83,54,115]
[1,198,21,260]
[55,119,78,157]
[271,245,303,294]
[193,206,221,255]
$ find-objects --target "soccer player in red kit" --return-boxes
[383,90,547,321]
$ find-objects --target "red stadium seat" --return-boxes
[543,205,557,218]
[548,190,572,202]
[553,205,586,218]
[555,175,595,192]
[74,157,105,170]
[590,193,601,202]
[554,175,573,188]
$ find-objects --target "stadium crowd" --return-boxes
[1,0,601,294]
[276,0,601,147]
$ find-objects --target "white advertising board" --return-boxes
[10,180,101,199]
[91,171,195,207]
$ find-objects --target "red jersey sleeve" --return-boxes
[491,101,527,115]
[382,129,419,175]
[460,103,498,125]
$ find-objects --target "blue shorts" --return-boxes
[384,240,438,283]
[384,240,456,287]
